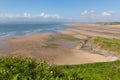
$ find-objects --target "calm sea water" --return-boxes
[0,23,69,38]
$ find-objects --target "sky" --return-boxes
[0,0,120,23]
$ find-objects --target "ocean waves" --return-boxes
[0,24,68,38]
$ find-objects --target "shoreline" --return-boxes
[0,23,70,39]
[0,23,119,65]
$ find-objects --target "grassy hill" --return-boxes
[0,56,120,80]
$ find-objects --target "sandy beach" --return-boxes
[0,24,119,65]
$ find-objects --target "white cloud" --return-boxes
[102,12,111,17]
[81,10,95,16]
[81,10,97,19]
[23,12,31,18]
[80,10,118,22]
[0,12,62,19]
[81,10,116,18]
[40,12,45,17]
[40,12,62,19]
[101,11,115,17]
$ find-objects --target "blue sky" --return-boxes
[0,0,120,22]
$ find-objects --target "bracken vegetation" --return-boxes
[0,56,120,80]
[92,37,120,54]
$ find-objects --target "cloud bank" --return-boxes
[0,12,62,19]
[40,12,62,19]
[81,10,115,18]
[0,10,119,22]
[101,11,115,17]
[80,10,118,22]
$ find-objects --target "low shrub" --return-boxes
[0,56,120,80]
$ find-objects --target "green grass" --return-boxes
[62,37,80,41]
[92,36,120,54]
[100,32,120,35]
[51,35,80,41]
[96,22,120,25]
[41,43,60,48]
[0,56,120,80]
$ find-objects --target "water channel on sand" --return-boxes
[0,39,11,54]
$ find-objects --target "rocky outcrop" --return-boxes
[75,38,119,58]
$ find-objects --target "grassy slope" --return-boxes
[0,56,120,80]
[92,36,120,54]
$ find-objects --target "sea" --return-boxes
[0,23,69,39]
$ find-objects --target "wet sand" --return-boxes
[0,39,11,55]
[0,24,119,65]
[62,24,120,39]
